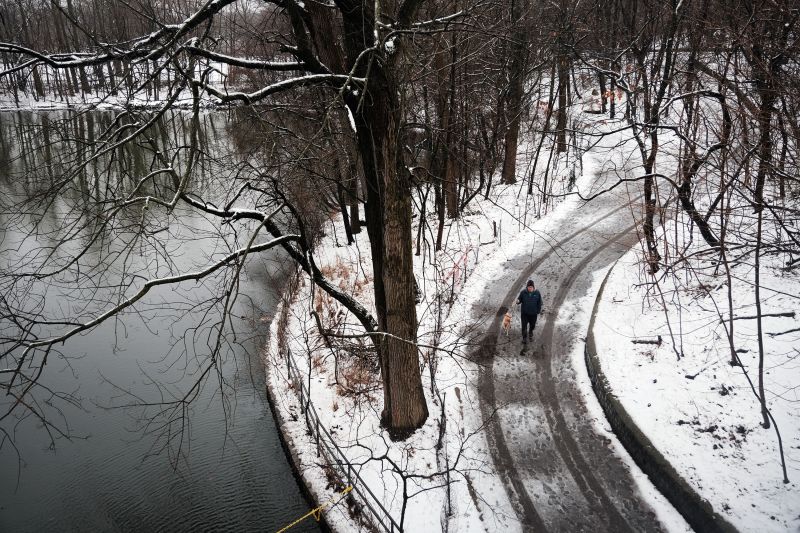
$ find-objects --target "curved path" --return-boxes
[476,166,668,532]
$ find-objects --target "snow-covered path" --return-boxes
[474,150,667,531]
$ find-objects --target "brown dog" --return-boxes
[502,311,513,336]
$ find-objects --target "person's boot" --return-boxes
[522,335,527,344]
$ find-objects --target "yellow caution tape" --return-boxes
[276,485,353,533]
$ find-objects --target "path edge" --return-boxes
[263,271,333,533]
[585,261,738,533]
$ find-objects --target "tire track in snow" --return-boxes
[478,198,642,532]
[532,222,639,532]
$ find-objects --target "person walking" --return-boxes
[516,279,542,343]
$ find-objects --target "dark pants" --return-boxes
[521,313,538,340]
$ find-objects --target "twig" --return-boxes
[768,327,800,338]
[731,311,795,321]
[631,335,663,346]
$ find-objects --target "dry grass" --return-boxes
[336,355,380,400]
[319,257,371,297]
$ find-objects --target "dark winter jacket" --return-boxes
[517,289,542,315]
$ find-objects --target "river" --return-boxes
[0,110,319,532]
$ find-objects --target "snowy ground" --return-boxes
[263,112,700,531]
[262,115,586,530]
[593,212,800,531]
[270,106,800,531]
[263,168,561,531]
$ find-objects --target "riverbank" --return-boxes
[0,62,231,112]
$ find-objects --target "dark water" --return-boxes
[0,111,319,532]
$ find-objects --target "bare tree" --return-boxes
[0,0,518,441]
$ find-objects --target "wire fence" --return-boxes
[283,347,403,533]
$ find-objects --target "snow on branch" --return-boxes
[0,42,146,69]
[178,189,379,334]
[199,74,364,105]
[183,47,307,71]
[0,0,240,70]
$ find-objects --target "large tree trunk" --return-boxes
[598,71,607,114]
[642,157,661,273]
[339,1,429,437]
[32,67,45,98]
[501,0,528,184]
[435,169,446,251]
[347,147,361,235]
[754,207,769,428]
[380,95,428,437]
[352,70,428,438]
[443,34,460,218]
[753,62,776,214]
[555,53,569,153]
